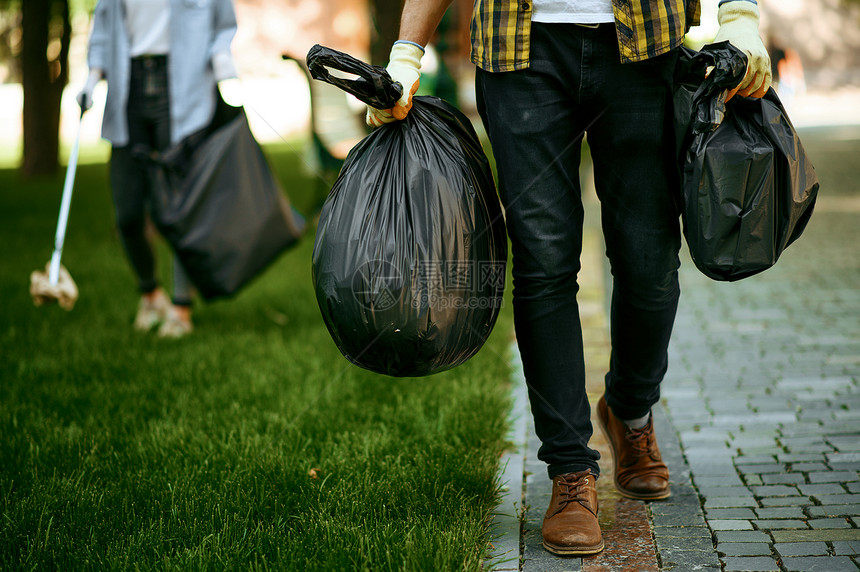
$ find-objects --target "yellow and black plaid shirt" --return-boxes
[470,0,702,72]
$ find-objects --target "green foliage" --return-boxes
[0,142,515,570]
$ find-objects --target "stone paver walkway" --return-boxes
[660,125,860,571]
[489,124,860,571]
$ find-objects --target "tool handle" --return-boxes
[49,109,84,285]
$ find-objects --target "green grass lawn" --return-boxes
[0,140,515,570]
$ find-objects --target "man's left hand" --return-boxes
[713,0,772,100]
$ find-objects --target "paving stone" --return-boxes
[734,455,780,465]
[761,473,806,485]
[776,378,855,391]
[698,486,756,498]
[781,556,860,572]
[752,485,800,497]
[774,542,830,557]
[707,508,758,519]
[799,483,849,496]
[832,540,860,555]
[667,483,699,498]
[716,543,772,557]
[771,529,860,542]
[828,453,860,466]
[655,536,715,553]
[806,504,860,518]
[686,463,741,476]
[714,531,772,543]
[807,470,857,484]
[807,518,852,529]
[789,441,839,452]
[755,507,806,519]
[759,496,813,507]
[739,446,787,457]
[686,448,735,459]
[814,493,860,505]
[652,526,712,539]
[752,519,809,529]
[651,512,707,528]
[734,438,782,450]
[658,550,722,571]
[780,425,828,437]
[736,463,786,474]
[704,496,758,509]
[846,482,860,493]
[829,461,860,472]
[649,502,705,519]
[828,436,860,451]
[744,474,763,486]
[791,463,832,472]
[779,453,828,463]
[709,519,753,530]
[695,475,746,487]
[681,438,731,449]
[721,556,780,571]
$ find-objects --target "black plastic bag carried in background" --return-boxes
[674,42,819,282]
[146,97,305,300]
[307,45,508,377]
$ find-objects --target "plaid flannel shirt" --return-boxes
[470,0,702,72]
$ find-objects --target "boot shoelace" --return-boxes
[625,420,658,458]
[550,472,596,517]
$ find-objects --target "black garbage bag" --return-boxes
[145,96,305,300]
[674,42,819,282]
[307,45,508,377]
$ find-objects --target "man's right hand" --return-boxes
[366,41,424,127]
[76,68,102,112]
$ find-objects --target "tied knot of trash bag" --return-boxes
[306,44,403,110]
[680,41,748,134]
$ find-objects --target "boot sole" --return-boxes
[597,409,671,501]
[542,539,605,556]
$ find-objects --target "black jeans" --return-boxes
[476,23,682,478]
[110,55,192,305]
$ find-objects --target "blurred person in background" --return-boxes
[769,41,805,110]
[368,0,770,556]
[76,0,240,337]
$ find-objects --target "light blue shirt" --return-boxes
[87,0,238,146]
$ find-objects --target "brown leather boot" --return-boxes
[597,395,670,500]
[541,469,604,556]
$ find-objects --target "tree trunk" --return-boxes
[368,0,404,65]
[21,0,70,177]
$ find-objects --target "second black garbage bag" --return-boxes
[674,42,819,282]
[307,45,507,377]
[145,96,305,300]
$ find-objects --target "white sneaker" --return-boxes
[157,306,193,338]
[133,290,171,331]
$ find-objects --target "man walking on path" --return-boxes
[367,0,771,556]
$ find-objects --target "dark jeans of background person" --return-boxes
[476,22,682,478]
[109,55,192,306]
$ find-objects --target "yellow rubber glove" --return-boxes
[713,1,771,100]
[366,41,423,128]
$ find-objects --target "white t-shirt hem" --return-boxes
[531,13,615,23]
[531,0,615,24]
